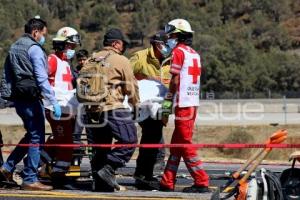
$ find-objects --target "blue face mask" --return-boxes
[167,38,178,49]
[65,49,75,60]
[159,44,172,57]
[38,36,46,46]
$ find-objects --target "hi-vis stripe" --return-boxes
[169,155,180,162]
[166,164,178,172]
[188,165,204,174]
[166,155,180,171]
[184,157,199,164]
[184,157,204,173]
[171,64,181,70]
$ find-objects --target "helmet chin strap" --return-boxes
[112,41,125,54]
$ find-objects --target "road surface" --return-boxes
[0,159,293,200]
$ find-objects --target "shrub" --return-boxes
[218,127,255,158]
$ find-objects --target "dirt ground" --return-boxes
[0,124,298,163]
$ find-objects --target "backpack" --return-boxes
[76,52,112,104]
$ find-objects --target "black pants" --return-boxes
[87,109,137,172]
[135,117,165,179]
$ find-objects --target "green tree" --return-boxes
[80,3,119,32]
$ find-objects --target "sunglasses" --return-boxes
[66,34,81,45]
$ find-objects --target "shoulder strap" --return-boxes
[265,170,284,200]
[94,52,114,62]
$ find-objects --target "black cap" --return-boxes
[104,28,129,45]
[150,30,168,44]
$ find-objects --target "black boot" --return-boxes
[51,172,78,190]
[182,185,210,193]
[92,173,114,192]
[97,165,120,191]
[159,184,174,192]
[134,175,160,190]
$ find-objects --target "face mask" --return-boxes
[65,49,75,60]
[159,44,172,57]
[167,38,178,49]
[121,45,127,55]
[38,36,46,46]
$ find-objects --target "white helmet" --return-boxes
[165,19,194,34]
[53,27,81,45]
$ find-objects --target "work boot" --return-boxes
[0,167,13,182]
[51,174,78,190]
[22,181,53,191]
[92,175,114,192]
[134,175,160,190]
[182,185,210,193]
[97,165,120,190]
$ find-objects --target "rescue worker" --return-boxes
[42,27,80,186]
[159,19,210,193]
[0,17,58,190]
[86,28,139,192]
[130,30,171,190]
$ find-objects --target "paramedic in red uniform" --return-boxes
[44,27,80,186]
[159,19,210,193]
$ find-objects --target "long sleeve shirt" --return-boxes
[28,45,57,105]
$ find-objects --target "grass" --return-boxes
[0,124,299,163]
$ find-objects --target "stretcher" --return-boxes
[39,132,91,179]
[211,129,288,200]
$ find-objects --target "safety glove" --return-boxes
[162,92,173,117]
[162,100,173,117]
[53,103,62,120]
[161,96,172,126]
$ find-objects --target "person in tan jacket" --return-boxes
[86,28,140,192]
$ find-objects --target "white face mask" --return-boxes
[65,49,75,60]
[167,38,178,49]
[38,36,46,46]
[158,44,172,57]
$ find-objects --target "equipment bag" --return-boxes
[246,168,283,200]
[280,153,300,200]
[76,52,112,103]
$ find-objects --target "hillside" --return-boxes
[1,0,300,98]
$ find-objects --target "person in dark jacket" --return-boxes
[130,31,171,190]
[0,17,61,191]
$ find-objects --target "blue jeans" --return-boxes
[3,100,45,184]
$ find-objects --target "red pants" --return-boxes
[44,109,75,171]
[160,106,209,189]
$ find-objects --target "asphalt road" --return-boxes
[0,103,295,199]
[0,159,293,200]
